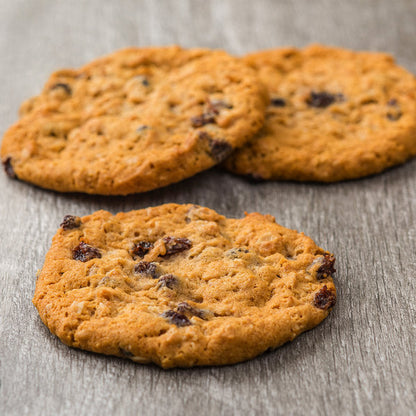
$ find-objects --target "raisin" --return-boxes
[316,254,336,280]
[207,99,233,113]
[162,310,191,327]
[245,173,266,183]
[119,347,134,358]
[72,242,101,262]
[314,285,336,310]
[197,130,212,141]
[177,302,206,319]
[209,139,233,162]
[190,113,216,127]
[227,248,249,259]
[141,77,150,87]
[197,131,233,162]
[134,261,158,278]
[307,91,343,108]
[387,112,402,121]
[136,125,148,133]
[50,83,72,95]
[2,157,16,179]
[386,98,402,120]
[270,97,286,107]
[60,215,82,230]
[157,274,177,289]
[191,98,232,127]
[160,237,192,257]
[132,241,153,258]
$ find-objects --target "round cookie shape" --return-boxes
[1,47,268,194]
[33,204,336,368]
[224,44,416,182]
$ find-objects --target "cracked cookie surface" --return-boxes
[33,204,336,368]
[224,44,416,181]
[1,46,268,194]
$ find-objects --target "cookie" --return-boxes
[33,204,336,368]
[224,45,416,181]
[1,47,268,194]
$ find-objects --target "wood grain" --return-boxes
[0,0,415,415]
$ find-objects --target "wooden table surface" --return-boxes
[1,1,415,415]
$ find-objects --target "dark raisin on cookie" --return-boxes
[136,125,149,133]
[2,157,17,179]
[316,254,336,280]
[307,91,344,108]
[190,113,216,128]
[161,310,191,327]
[270,97,286,107]
[386,103,403,121]
[72,242,101,262]
[177,302,206,319]
[50,83,72,95]
[209,139,233,163]
[119,347,134,358]
[387,112,402,121]
[132,241,154,258]
[207,99,233,113]
[386,98,401,121]
[197,130,212,142]
[160,237,192,257]
[227,248,249,259]
[191,99,232,127]
[134,261,158,278]
[157,274,177,289]
[245,173,266,183]
[60,215,82,230]
[141,77,150,87]
[314,285,336,310]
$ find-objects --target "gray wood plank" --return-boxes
[1,1,415,415]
